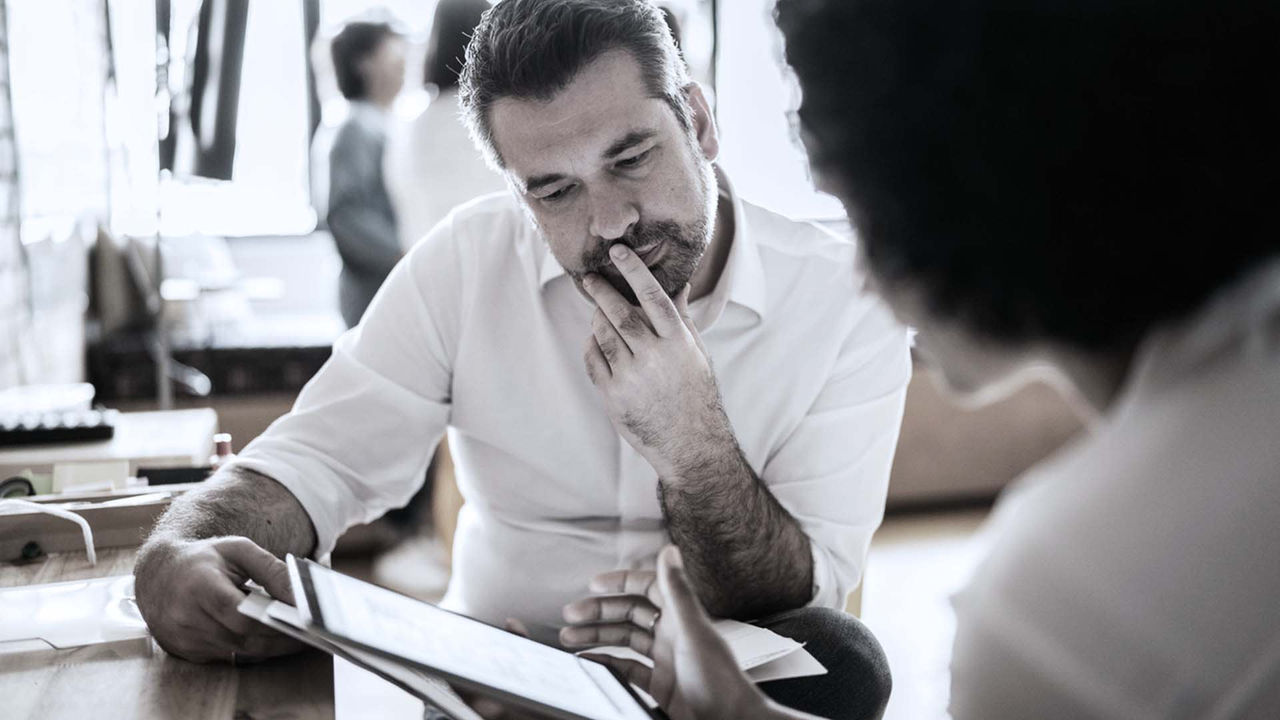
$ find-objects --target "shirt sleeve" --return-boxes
[762,297,911,609]
[228,217,463,557]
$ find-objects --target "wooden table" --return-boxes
[0,548,334,720]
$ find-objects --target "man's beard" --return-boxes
[570,217,710,305]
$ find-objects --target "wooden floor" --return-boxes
[862,508,990,720]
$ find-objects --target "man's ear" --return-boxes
[684,82,719,162]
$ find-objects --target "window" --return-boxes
[714,0,845,221]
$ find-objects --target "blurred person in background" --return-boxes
[326,20,407,329]
[584,0,1280,718]
[385,0,502,252]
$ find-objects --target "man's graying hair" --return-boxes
[459,0,692,169]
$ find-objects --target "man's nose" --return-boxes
[587,185,639,241]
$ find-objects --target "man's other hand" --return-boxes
[581,243,733,479]
[133,536,305,664]
[560,568,662,656]
[580,546,776,720]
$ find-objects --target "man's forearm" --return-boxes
[659,436,814,620]
[144,466,317,559]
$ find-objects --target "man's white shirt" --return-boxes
[231,175,910,636]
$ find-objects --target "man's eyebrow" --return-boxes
[523,173,569,194]
[602,129,659,160]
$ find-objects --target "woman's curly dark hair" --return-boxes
[777,0,1278,352]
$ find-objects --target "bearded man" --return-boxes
[134,2,909,717]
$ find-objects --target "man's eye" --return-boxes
[616,149,652,170]
[540,185,574,204]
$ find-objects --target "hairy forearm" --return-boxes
[144,466,317,559]
[659,438,814,620]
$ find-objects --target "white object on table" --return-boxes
[0,409,218,480]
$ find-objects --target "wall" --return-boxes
[0,0,31,391]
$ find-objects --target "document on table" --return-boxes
[0,575,148,653]
[585,618,827,684]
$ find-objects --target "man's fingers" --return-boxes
[607,244,683,337]
[159,615,241,663]
[582,274,654,344]
[588,569,659,605]
[673,283,709,357]
[583,337,611,384]
[559,623,655,655]
[581,654,654,693]
[563,594,660,628]
[591,308,633,365]
[189,608,244,650]
[196,583,305,660]
[217,537,294,604]
[199,581,257,637]
[674,283,697,335]
[470,697,509,720]
[504,617,531,638]
[236,631,307,661]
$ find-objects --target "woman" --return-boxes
[584,0,1280,717]
[384,0,504,251]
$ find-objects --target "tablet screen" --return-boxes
[294,558,652,720]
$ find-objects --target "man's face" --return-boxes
[489,50,718,304]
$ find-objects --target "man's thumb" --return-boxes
[220,538,295,604]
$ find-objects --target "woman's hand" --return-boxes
[575,546,780,720]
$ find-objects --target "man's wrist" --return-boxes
[651,396,736,475]
[661,424,746,486]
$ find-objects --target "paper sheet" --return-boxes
[0,575,146,652]
[584,618,827,683]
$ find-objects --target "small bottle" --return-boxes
[209,433,235,470]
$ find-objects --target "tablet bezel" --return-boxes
[286,555,662,720]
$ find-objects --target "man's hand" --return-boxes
[582,243,734,479]
[560,568,662,656]
[583,243,816,621]
[133,535,304,664]
[577,546,782,720]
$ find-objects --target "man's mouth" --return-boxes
[633,239,667,267]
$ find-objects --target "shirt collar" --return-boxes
[536,165,767,323]
[1121,255,1280,407]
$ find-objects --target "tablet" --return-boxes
[286,555,659,720]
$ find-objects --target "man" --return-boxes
[585,0,1280,718]
[325,20,406,329]
[134,2,909,717]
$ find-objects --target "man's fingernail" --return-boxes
[663,545,684,569]
[610,244,629,259]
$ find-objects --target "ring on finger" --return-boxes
[647,610,661,633]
